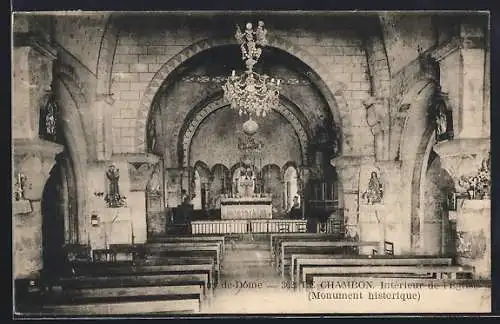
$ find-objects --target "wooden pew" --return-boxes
[304,265,475,287]
[59,272,211,301]
[37,294,201,315]
[71,262,216,290]
[277,241,379,277]
[142,243,222,275]
[291,255,453,287]
[148,236,225,253]
[269,233,340,254]
[271,235,345,265]
[31,272,211,315]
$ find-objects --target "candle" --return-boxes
[277,79,281,86]
[232,70,236,77]
[131,222,135,245]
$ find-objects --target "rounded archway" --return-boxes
[137,37,344,155]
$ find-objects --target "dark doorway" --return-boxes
[41,161,66,282]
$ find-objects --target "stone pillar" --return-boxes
[331,155,363,240]
[13,140,63,280]
[375,160,405,254]
[124,154,162,240]
[13,31,62,280]
[433,138,490,279]
[458,20,486,139]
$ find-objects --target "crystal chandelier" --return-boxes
[222,21,281,118]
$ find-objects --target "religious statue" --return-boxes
[147,117,157,152]
[105,164,126,208]
[40,94,58,141]
[147,165,161,197]
[234,21,267,71]
[14,173,27,201]
[434,93,453,142]
[362,171,383,204]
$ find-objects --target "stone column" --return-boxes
[375,160,405,254]
[13,140,64,279]
[124,154,162,240]
[458,20,486,139]
[13,31,62,281]
[331,155,363,240]
[433,138,490,279]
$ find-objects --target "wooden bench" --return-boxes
[59,272,212,300]
[277,241,379,277]
[142,243,222,273]
[291,255,453,287]
[71,262,217,290]
[269,233,341,254]
[148,236,225,253]
[305,265,475,287]
[272,236,346,264]
[37,293,201,315]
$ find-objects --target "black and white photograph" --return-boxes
[11,10,491,316]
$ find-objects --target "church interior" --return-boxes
[12,11,491,315]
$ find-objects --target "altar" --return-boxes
[220,197,272,220]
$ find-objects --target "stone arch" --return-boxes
[133,36,346,153]
[54,77,89,244]
[229,162,249,179]
[178,96,311,169]
[359,16,391,99]
[412,126,436,253]
[281,161,300,180]
[193,160,211,182]
[211,163,230,178]
[397,78,438,252]
[95,14,120,96]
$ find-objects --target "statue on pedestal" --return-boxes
[105,164,126,208]
[362,171,383,205]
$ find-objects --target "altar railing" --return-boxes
[191,219,308,235]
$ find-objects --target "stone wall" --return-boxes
[108,14,373,156]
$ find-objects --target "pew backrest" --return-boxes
[292,256,453,286]
[278,241,378,274]
[303,265,474,285]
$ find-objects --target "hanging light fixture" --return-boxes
[222,21,281,118]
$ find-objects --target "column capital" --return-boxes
[110,153,161,192]
[433,138,490,190]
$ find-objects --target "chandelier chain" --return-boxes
[223,20,281,118]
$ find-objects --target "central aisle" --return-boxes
[202,234,306,313]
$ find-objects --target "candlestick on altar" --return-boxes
[104,229,108,250]
[131,222,135,245]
